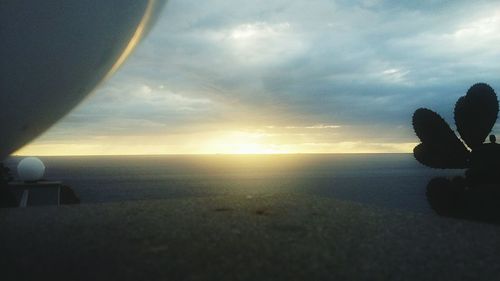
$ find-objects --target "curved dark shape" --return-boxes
[415,83,500,219]
[426,177,500,225]
[412,108,470,168]
[413,143,469,169]
[0,0,167,159]
[465,138,500,186]
[412,83,499,172]
[454,83,499,149]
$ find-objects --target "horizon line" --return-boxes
[10,152,413,157]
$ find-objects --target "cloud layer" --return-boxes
[19,0,500,155]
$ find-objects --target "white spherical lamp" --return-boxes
[17,157,46,182]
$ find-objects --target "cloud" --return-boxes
[22,0,500,154]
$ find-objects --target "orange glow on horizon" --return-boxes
[13,131,417,156]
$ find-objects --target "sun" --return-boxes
[220,143,284,154]
[202,131,289,154]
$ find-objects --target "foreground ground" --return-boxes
[1,194,500,280]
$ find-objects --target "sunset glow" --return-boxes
[14,128,417,156]
[15,0,500,156]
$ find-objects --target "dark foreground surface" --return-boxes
[2,194,500,280]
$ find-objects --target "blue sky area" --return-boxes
[19,0,500,155]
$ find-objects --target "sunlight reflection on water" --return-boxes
[6,154,463,213]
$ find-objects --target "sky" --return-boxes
[17,0,500,155]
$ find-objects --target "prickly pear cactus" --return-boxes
[413,108,469,168]
[412,83,498,170]
[454,83,498,150]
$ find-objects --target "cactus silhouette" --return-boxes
[413,83,500,183]
[454,83,499,149]
[413,108,470,168]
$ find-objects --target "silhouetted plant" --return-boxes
[426,176,500,224]
[426,177,464,216]
[413,83,500,183]
[413,108,470,168]
[1,163,13,183]
[0,163,17,207]
[454,83,499,149]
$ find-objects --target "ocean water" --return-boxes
[4,154,464,213]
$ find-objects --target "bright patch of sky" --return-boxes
[18,0,500,155]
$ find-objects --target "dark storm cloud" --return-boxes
[35,0,500,147]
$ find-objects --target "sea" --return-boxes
[4,154,463,214]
